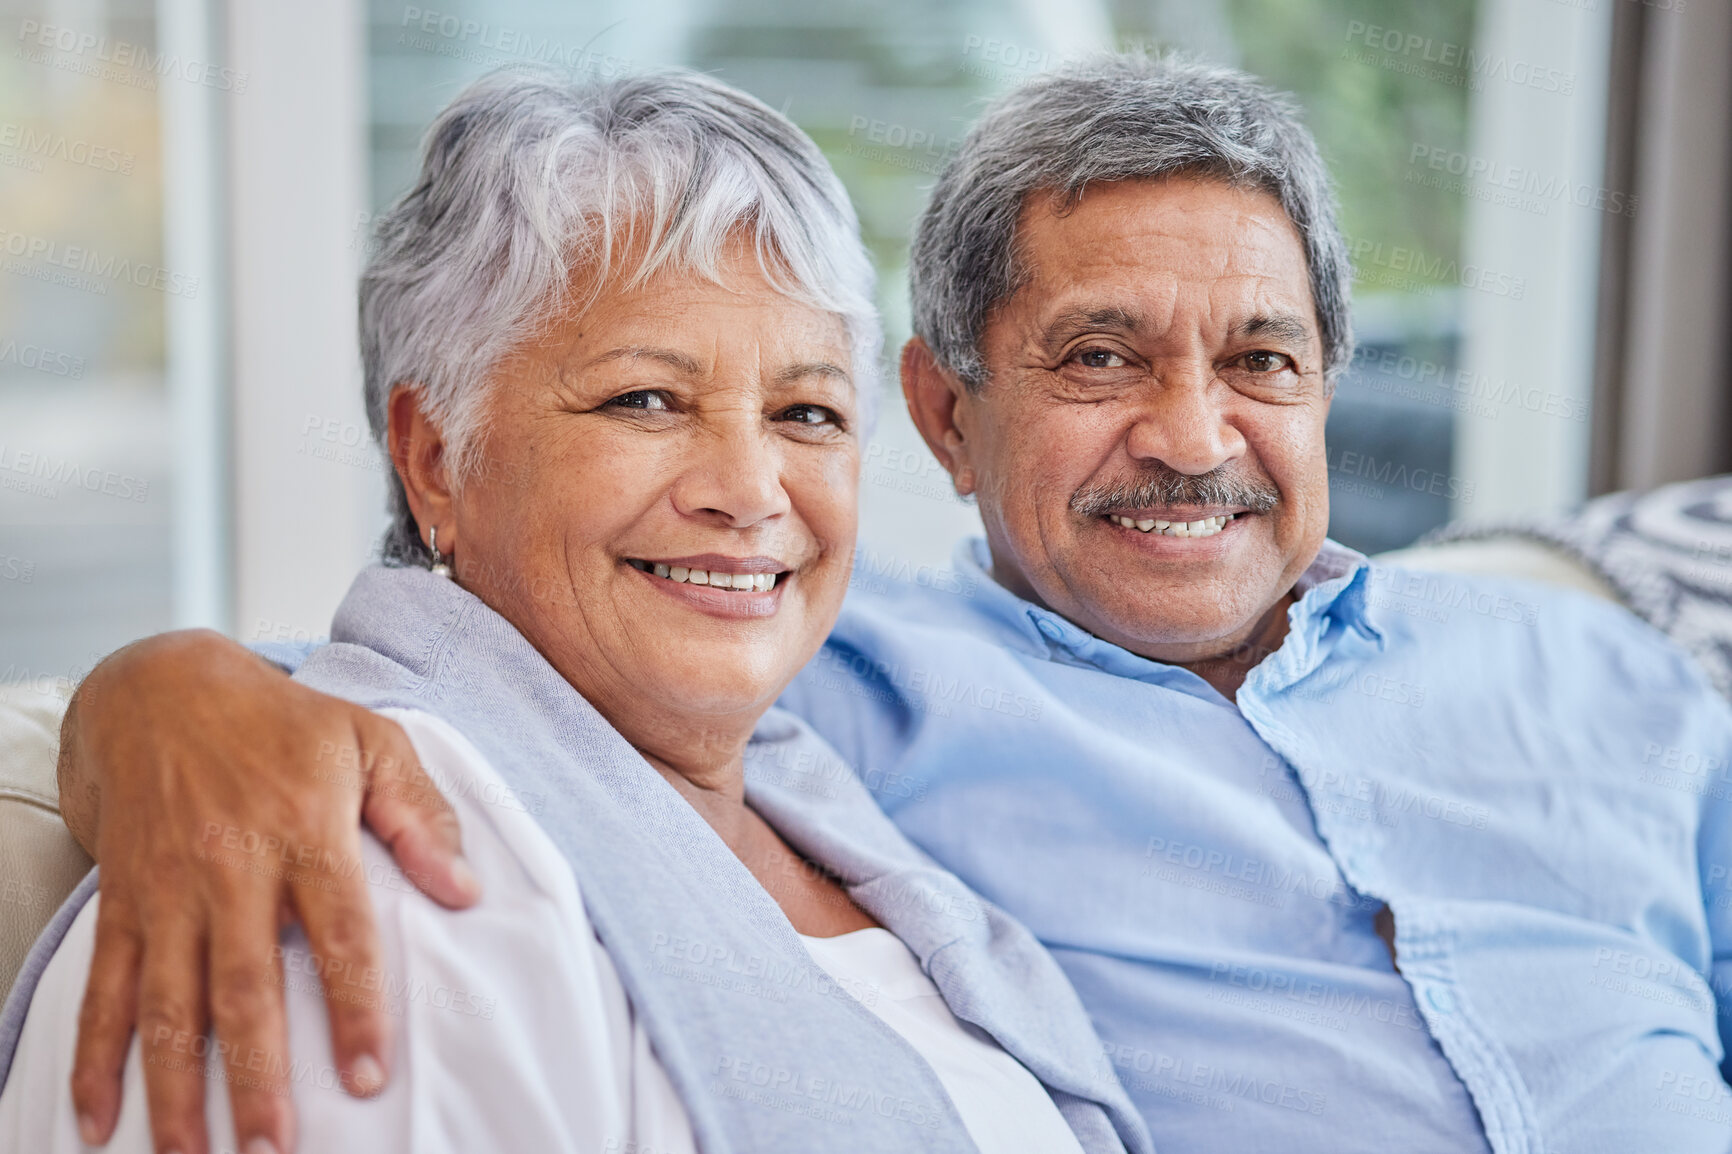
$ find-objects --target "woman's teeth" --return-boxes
[1108,513,1236,538]
[631,559,777,591]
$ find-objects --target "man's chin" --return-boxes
[1059,565,1287,664]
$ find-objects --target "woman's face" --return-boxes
[424,243,860,751]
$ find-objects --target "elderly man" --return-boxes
[17,53,1732,1154]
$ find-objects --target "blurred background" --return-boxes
[1,0,1727,682]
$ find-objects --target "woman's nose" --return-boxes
[670,418,793,528]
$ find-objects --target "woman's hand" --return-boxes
[57,629,479,1154]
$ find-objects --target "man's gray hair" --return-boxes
[911,53,1351,391]
[361,67,879,565]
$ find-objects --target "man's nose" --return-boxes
[1123,373,1245,476]
[670,416,793,528]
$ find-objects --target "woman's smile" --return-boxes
[625,553,793,619]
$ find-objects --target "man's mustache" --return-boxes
[1070,465,1281,517]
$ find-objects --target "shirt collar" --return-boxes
[952,536,1382,694]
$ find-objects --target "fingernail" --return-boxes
[350,1053,385,1096]
[76,1113,101,1144]
[449,856,480,901]
[244,1138,280,1154]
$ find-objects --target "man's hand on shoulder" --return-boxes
[57,629,479,1154]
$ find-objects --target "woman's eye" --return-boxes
[1074,348,1128,369]
[778,404,844,428]
[604,390,672,411]
[1239,350,1293,374]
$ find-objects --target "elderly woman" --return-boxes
[0,70,1147,1154]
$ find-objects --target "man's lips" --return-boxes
[1099,509,1249,539]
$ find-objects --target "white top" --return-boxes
[801,928,1085,1154]
[0,708,1081,1154]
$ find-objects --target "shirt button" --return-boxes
[1036,618,1065,642]
[1425,986,1456,1015]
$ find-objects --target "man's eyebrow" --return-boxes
[1234,312,1314,346]
[590,346,704,374]
[1038,306,1145,348]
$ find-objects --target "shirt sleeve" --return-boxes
[248,638,322,675]
[1700,729,1732,1085]
[0,709,696,1154]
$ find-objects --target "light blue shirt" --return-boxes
[778,538,1732,1154]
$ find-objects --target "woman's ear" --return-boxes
[900,338,977,498]
[387,385,456,551]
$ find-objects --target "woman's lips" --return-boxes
[625,556,787,592]
[624,557,790,619]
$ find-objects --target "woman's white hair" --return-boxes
[361,66,880,564]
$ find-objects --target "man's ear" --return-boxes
[387,385,456,552]
[900,337,978,498]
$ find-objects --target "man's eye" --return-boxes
[1074,348,1128,369]
[1239,351,1293,373]
[604,390,672,411]
[778,404,844,428]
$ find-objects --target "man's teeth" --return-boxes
[1108,513,1237,538]
[637,560,777,591]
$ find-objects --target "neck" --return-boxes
[984,550,1298,703]
[1174,591,1294,701]
[637,744,757,848]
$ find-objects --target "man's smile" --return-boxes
[1104,511,1245,538]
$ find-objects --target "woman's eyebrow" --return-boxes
[590,346,705,374]
[773,361,852,386]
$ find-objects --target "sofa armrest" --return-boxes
[1373,536,1621,602]
[0,683,92,1005]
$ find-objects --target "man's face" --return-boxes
[919,176,1331,665]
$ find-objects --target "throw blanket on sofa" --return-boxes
[1428,474,1732,700]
